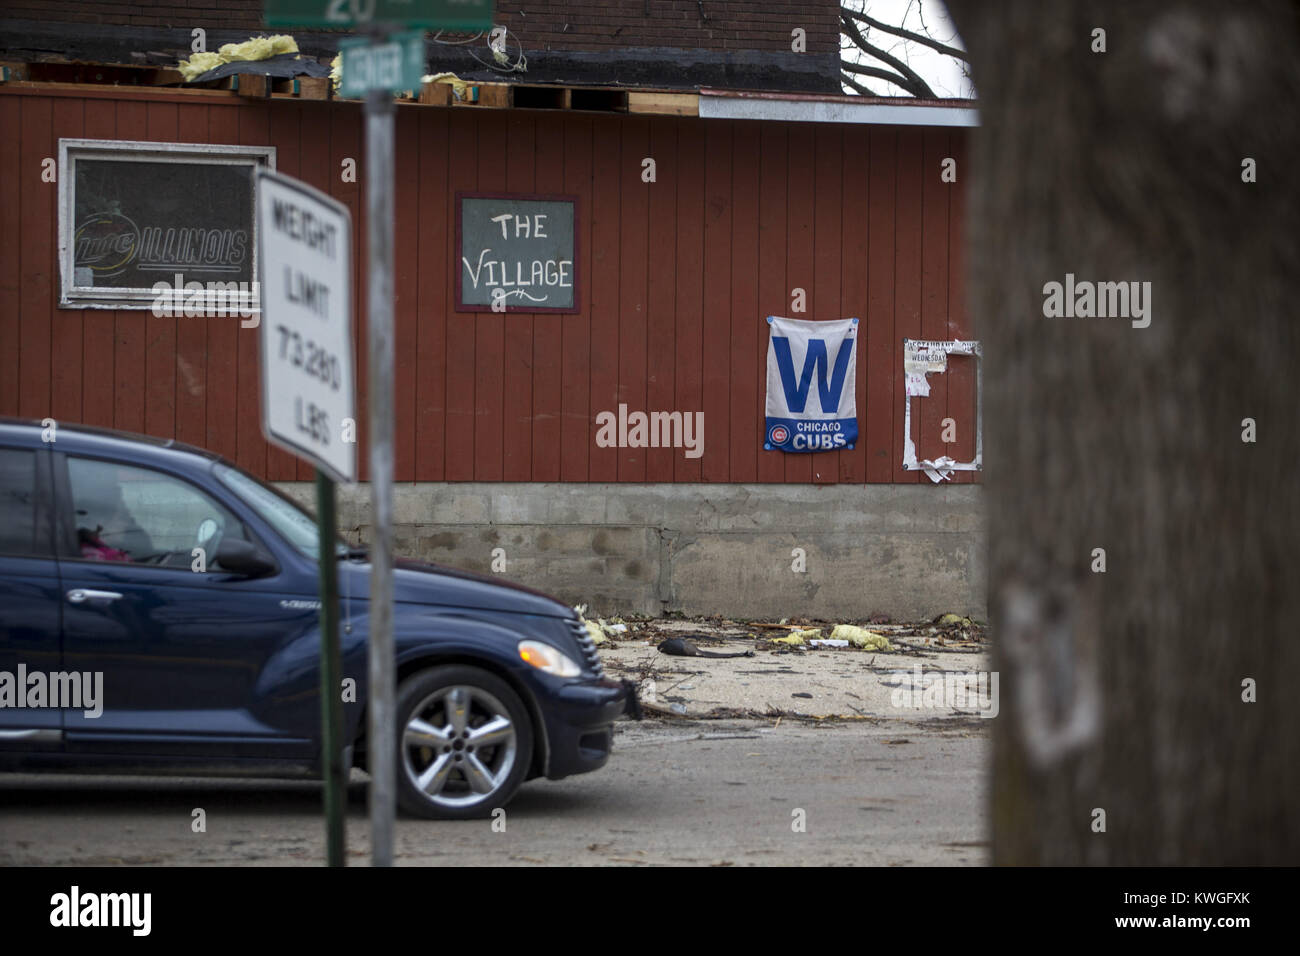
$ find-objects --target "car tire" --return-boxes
[394,665,534,820]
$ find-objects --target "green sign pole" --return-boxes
[315,468,345,867]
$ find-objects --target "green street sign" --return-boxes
[264,0,493,31]
[339,30,425,97]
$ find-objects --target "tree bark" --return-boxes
[944,0,1300,864]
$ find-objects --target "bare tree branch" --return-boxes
[842,4,970,62]
[841,13,937,97]
[841,60,928,97]
[840,72,881,97]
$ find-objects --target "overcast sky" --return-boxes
[840,0,975,99]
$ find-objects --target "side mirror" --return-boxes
[215,538,277,577]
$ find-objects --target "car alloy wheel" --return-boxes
[396,666,533,819]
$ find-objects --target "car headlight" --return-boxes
[518,640,582,678]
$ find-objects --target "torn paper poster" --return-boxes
[900,338,983,477]
[903,340,949,396]
[918,455,958,482]
[903,342,948,374]
[764,316,859,453]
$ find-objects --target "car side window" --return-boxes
[0,448,45,558]
[67,457,252,571]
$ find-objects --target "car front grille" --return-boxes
[567,618,606,677]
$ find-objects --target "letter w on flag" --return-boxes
[764,316,858,454]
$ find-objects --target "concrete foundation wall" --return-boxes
[274,482,988,622]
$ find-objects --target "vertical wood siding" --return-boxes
[0,88,976,485]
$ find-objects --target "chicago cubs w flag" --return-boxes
[764,315,859,453]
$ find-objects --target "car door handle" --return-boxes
[66,589,123,605]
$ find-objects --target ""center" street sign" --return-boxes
[339,30,425,98]
[256,169,356,484]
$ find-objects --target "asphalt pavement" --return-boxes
[0,716,987,866]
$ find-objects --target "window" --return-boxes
[67,458,252,571]
[57,139,275,311]
[0,449,44,558]
[214,462,345,561]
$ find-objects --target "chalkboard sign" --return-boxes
[456,193,578,313]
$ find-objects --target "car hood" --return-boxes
[336,555,573,618]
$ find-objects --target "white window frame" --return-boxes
[57,138,276,311]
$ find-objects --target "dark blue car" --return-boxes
[0,419,634,819]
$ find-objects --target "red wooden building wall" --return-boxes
[0,86,975,485]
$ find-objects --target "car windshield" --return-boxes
[213,462,350,561]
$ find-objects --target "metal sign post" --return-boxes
[364,80,397,868]
[262,0,494,870]
[256,169,355,867]
[315,469,345,866]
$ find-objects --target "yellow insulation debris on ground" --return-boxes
[772,628,822,646]
[829,624,894,651]
[572,604,613,645]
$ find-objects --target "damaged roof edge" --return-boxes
[0,18,841,95]
[700,88,980,127]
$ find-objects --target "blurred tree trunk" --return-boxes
[944,0,1300,863]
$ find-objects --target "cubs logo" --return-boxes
[768,424,790,445]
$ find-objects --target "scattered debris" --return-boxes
[179,35,318,82]
[585,610,988,724]
[830,624,894,651]
[935,613,973,627]
[424,70,472,100]
[772,627,822,646]
[658,637,754,659]
[573,604,631,645]
[792,692,813,699]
